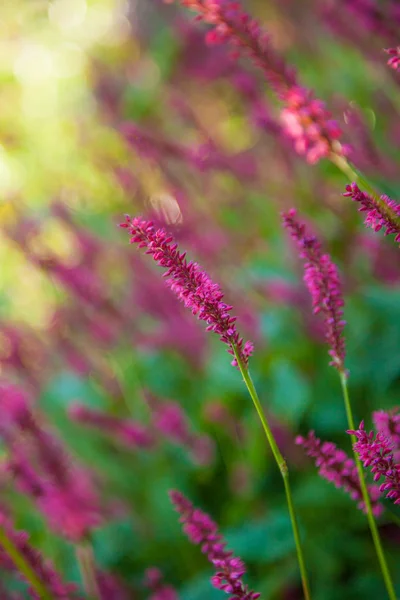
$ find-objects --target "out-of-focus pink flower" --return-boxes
[385,47,400,70]
[69,403,154,449]
[144,567,178,600]
[281,87,345,164]
[151,400,214,465]
[282,209,346,370]
[1,384,102,542]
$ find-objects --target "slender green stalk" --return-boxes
[76,543,100,600]
[233,346,311,600]
[0,525,53,600]
[339,372,396,600]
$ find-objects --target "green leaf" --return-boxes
[224,509,295,563]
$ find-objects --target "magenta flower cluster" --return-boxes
[170,490,260,599]
[120,216,253,367]
[282,209,346,370]
[348,421,400,505]
[343,183,400,243]
[296,431,382,515]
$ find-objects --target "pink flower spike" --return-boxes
[170,490,260,599]
[282,209,346,371]
[343,183,400,243]
[120,216,253,368]
[347,422,400,505]
[296,432,382,515]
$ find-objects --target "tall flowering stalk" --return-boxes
[283,210,396,600]
[170,490,260,599]
[120,216,253,367]
[348,422,400,505]
[121,216,311,599]
[282,209,346,371]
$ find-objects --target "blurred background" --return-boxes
[1,0,400,598]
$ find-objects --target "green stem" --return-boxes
[233,346,311,600]
[339,372,396,600]
[0,525,53,600]
[76,543,100,600]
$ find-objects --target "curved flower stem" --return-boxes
[0,525,53,600]
[339,372,396,600]
[232,345,311,600]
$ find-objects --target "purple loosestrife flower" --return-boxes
[296,432,382,515]
[348,421,400,504]
[69,403,154,449]
[144,567,179,600]
[170,490,260,600]
[385,47,400,70]
[282,209,346,370]
[0,511,80,599]
[343,183,400,243]
[120,217,253,367]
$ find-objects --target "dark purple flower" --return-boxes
[120,216,253,367]
[296,431,382,515]
[343,183,400,243]
[170,490,260,599]
[348,421,400,504]
[282,209,346,370]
